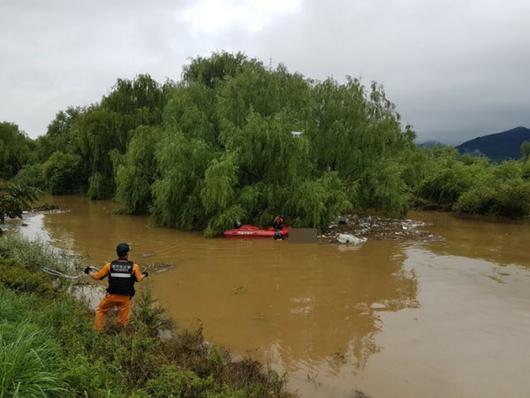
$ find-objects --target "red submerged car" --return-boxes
[223,225,289,238]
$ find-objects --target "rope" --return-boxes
[41,267,86,279]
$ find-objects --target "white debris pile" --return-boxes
[319,214,441,244]
[336,234,367,245]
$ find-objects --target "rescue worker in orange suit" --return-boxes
[84,242,148,331]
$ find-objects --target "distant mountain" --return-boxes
[456,127,530,161]
[417,140,446,148]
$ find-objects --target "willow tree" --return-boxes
[65,74,168,199]
[305,78,415,215]
[19,52,431,234]
[34,107,81,162]
[215,62,312,130]
[163,82,216,143]
[113,53,422,234]
[101,74,167,147]
[182,51,258,88]
[74,107,120,199]
[200,153,244,236]
[114,126,162,214]
[151,132,215,229]
[220,111,312,225]
[42,151,83,194]
[0,122,32,179]
[521,141,530,163]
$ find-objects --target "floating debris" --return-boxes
[320,214,442,244]
[336,234,367,245]
[144,263,176,273]
[233,286,246,295]
[31,203,59,211]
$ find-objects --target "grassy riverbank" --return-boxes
[0,234,293,398]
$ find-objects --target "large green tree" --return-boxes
[112,54,421,233]
[34,107,81,162]
[0,122,32,179]
[42,151,83,194]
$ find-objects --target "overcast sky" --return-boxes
[1,0,529,144]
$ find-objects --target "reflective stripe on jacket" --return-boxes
[91,260,144,296]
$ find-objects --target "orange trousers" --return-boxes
[94,293,132,331]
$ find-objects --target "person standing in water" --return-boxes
[273,215,284,230]
[273,215,285,240]
[84,242,148,331]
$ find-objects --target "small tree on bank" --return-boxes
[0,181,38,233]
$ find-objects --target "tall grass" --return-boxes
[0,234,83,274]
[0,323,66,398]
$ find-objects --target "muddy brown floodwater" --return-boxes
[18,196,530,398]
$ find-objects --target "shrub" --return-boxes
[454,179,530,218]
[453,186,497,215]
[133,288,174,336]
[42,151,82,194]
[0,259,55,295]
[493,179,530,218]
[418,164,475,207]
[14,163,46,190]
[142,366,214,398]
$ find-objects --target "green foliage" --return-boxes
[412,146,530,218]
[163,82,216,142]
[133,289,174,337]
[115,126,162,213]
[0,259,55,295]
[125,55,423,232]
[493,179,530,218]
[0,234,81,275]
[454,179,530,218]
[201,154,238,214]
[419,164,475,207]
[152,133,214,229]
[222,111,310,187]
[204,205,246,238]
[142,366,214,398]
[182,51,255,88]
[0,181,38,224]
[29,75,168,199]
[13,163,46,189]
[0,323,67,397]
[453,185,498,215]
[87,172,114,200]
[75,107,121,198]
[42,151,82,194]
[288,172,352,228]
[521,140,530,162]
[34,107,81,162]
[0,122,32,179]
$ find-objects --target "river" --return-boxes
[18,196,530,398]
